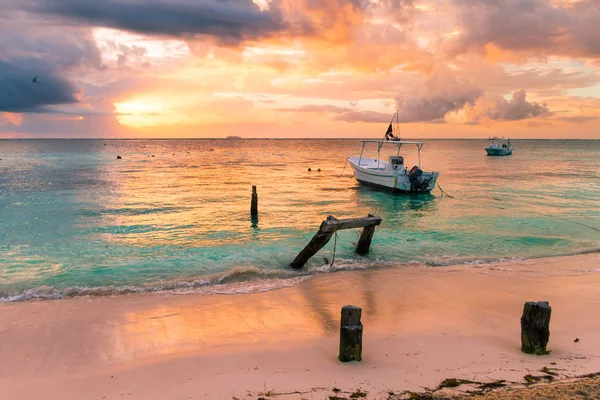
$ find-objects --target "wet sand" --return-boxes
[0,253,599,399]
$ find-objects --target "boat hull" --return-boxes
[485,147,512,156]
[348,157,439,193]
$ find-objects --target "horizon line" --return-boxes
[0,137,598,141]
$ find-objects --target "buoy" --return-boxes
[116,156,122,159]
[318,168,321,172]
[308,168,312,172]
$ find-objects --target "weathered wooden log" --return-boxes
[356,225,376,255]
[291,215,382,269]
[339,305,363,362]
[320,215,382,233]
[251,185,258,216]
[290,216,337,269]
[521,301,551,355]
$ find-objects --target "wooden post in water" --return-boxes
[290,215,382,269]
[521,301,551,355]
[339,305,363,362]
[251,185,258,216]
[356,214,377,255]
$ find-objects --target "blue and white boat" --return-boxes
[485,137,513,156]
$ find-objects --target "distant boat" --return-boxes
[226,135,241,140]
[485,137,513,156]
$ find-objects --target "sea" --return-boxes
[1,139,599,302]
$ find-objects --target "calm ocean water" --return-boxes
[1,139,599,301]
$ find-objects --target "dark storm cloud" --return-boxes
[21,0,295,45]
[486,89,549,121]
[0,59,79,112]
[0,16,107,113]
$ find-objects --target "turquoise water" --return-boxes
[1,139,599,301]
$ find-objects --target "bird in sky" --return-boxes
[32,76,38,83]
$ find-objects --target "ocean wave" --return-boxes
[2,251,599,303]
[0,266,312,302]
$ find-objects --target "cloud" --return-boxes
[0,60,80,112]
[556,115,597,123]
[448,0,600,59]
[272,63,484,124]
[334,110,398,123]
[16,0,297,46]
[0,17,105,71]
[12,0,377,48]
[279,104,353,114]
[394,65,483,122]
[486,89,549,121]
[0,17,108,114]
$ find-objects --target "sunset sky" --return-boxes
[1,0,599,138]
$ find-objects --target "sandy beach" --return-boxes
[1,253,599,399]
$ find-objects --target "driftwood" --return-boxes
[290,215,382,269]
[339,305,363,362]
[521,301,551,355]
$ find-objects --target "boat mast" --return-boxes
[395,109,400,140]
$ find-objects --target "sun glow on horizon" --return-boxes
[115,100,170,127]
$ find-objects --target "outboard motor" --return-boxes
[408,165,429,192]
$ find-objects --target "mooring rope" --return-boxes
[390,176,398,194]
[337,158,349,178]
[330,230,339,266]
[437,182,455,198]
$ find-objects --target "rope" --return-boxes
[337,158,349,178]
[437,182,455,198]
[330,230,339,266]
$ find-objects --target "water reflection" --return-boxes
[353,187,438,221]
[298,278,338,335]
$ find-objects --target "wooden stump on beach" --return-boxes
[339,305,363,362]
[521,301,551,355]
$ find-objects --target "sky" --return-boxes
[0,0,599,139]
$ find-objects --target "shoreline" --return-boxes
[1,253,599,399]
[3,248,600,303]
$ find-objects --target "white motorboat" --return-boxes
[348,140,439,193]
[485,137,513,156]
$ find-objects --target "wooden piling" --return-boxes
[290,215,381,269]
[356,224,376,255]
[251,185,258,216]
[339,305,363,362]
[521,301,551,355]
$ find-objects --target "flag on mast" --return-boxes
[384,123,395,141]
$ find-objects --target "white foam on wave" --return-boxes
[0,266,312,302]
[4,253,592,303]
